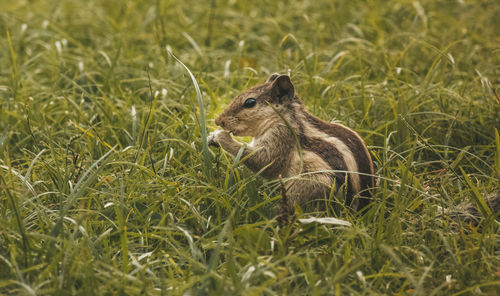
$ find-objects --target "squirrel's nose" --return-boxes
[215,116,224,127]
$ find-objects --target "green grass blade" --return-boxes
[1,175,31,267]
[0,129,9,155]
[5,29,18,99]
[459,167,493,219]
[51,147,115,237]
[167,48,212,178]
[495,128,500,176]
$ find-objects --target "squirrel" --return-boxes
[207,74,375,212]
[207,74,500,225]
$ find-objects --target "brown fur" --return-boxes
[208,74,375,211]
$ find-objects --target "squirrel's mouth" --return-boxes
[218,123,241,136]
[219,126,234,134]
[224,127,244,137]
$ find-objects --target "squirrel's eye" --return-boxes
[243,98,257,108]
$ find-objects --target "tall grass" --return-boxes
[0,0,499,295]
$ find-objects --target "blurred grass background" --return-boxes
[0,0,499,295]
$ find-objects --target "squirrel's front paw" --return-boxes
[207,130,230,147]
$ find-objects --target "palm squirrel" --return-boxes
[208,74,374,211]
[208,74,500,223]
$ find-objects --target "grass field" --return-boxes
[1,0,499,295]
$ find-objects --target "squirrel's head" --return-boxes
[215,74,298,137]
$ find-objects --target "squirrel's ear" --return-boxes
[270,75,294,103]
[267,73,280,82]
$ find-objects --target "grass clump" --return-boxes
[0,0,499,295]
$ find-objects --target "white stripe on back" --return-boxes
[302,120,361,194]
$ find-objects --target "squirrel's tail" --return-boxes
[439,191,500,224]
